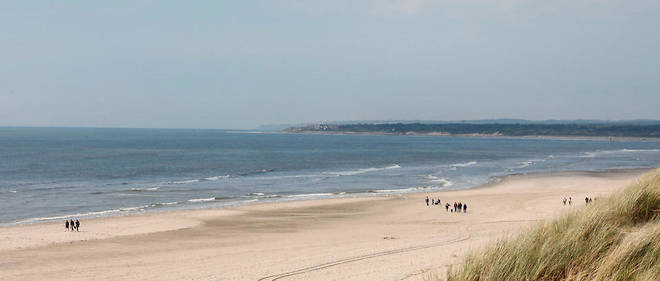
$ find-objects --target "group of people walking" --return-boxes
[425,196,468,213]
[563,196,595,206]
[65,219,80,232]
[448,202,467,213]
[426,196,441,206]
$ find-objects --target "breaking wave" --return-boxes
[451,161,477,168]
[187,196,233,203]
[239,169,275,177]
[367,186,437,193]
[438,161,478,171]
[187,197,216,203]
[164,174,230,185]
[128,186,160,192]
[581,149,660,158]
[513,161,534,169]
[167,179,200,185]
[287,193,335,198]
[424,175,454,187]
[204,175,230,181]
[13,201,179,224]
[324,164,401,176]
[243,192,281,199]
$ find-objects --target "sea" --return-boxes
[1,127,659,225]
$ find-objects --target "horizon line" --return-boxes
[1,118,659,131]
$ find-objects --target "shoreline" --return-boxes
[1,168,649,248]
[0,168,649,280]
[2,167,653,228]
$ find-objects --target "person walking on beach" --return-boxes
[65,220,69,232]
[569,197,572,205]
[463,203,467,213]
[563,197,567,205]
[425,196,429,206]
[585,197,589,205]
[453,202,457,213]
[445,203,449,212]
[458,202,462,213]
[75,219,80,231]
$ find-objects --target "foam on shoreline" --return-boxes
[3,167,650,227]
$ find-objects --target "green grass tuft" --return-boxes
[444,169,660,281]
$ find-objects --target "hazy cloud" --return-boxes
[376,0,428,14]
[1,1,659,128]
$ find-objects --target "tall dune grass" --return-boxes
[444,169,660,281]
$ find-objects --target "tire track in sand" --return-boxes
[257,233,471,281]
[257,218,542,280]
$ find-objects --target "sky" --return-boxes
[1,0,659,129]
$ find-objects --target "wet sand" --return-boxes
[0,169,647,281]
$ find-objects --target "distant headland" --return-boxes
[282,119,660,140]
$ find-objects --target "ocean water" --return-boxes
[1,127,659,225]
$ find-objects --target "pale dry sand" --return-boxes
[0,169,647,281]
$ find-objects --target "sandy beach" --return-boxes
[0,169,648,281]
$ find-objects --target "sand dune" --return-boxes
[0,169,646,281]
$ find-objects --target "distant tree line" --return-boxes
[286,123,660,138]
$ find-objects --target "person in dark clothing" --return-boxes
[69,219,75,232]
[425,196,429,206]
[453,202,457,212]
[463,204,467,213]
[75,219,80,231]
[458,202,462,212]
[65,220,69,232]
[445,203,449,212]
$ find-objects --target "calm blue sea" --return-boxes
[1,127,659,225]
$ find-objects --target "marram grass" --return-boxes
[443,169,660,281]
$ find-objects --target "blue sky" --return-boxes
[1,1,659,129]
